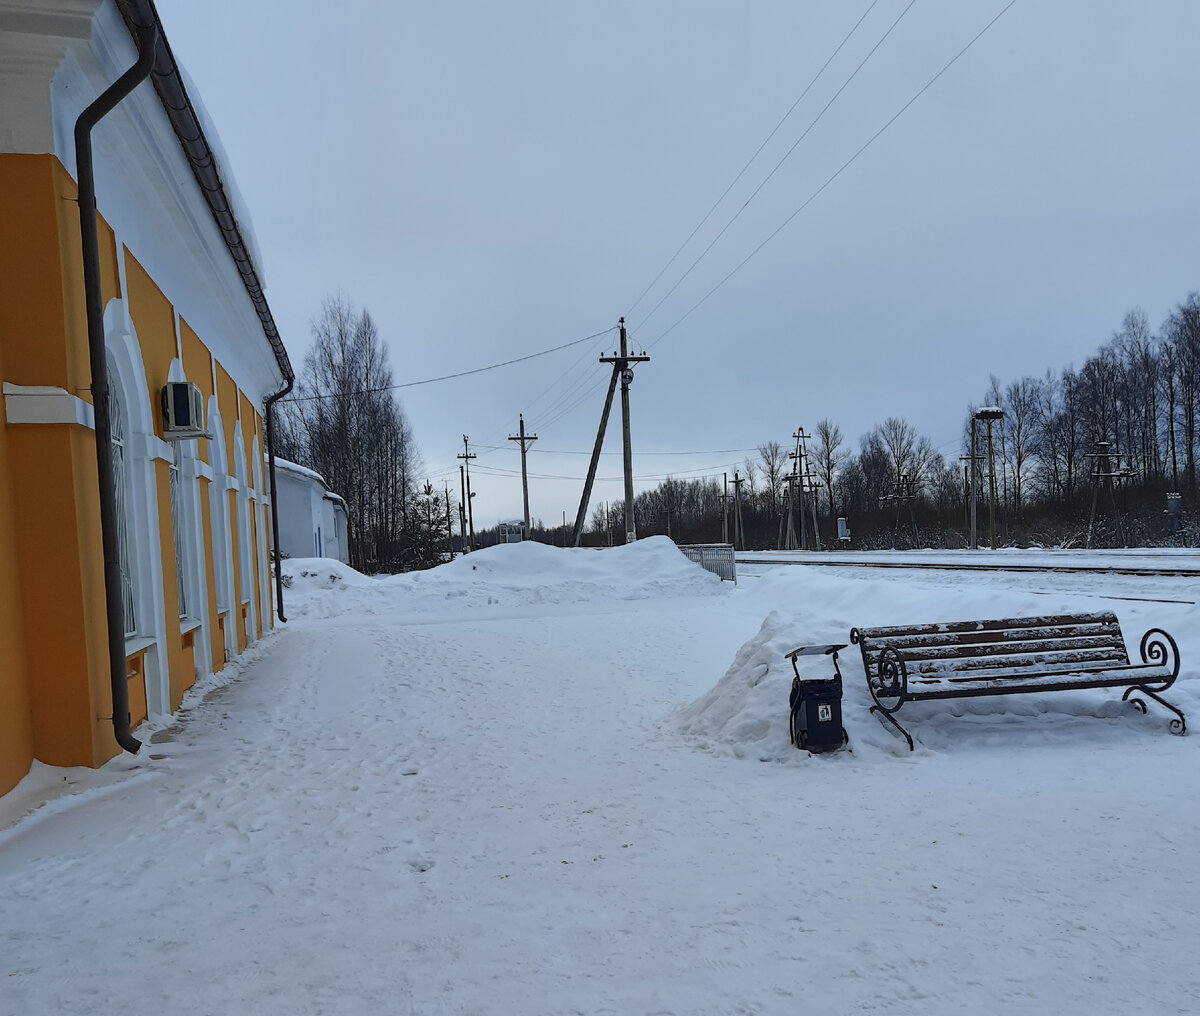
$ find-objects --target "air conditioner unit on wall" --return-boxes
[161,381,211,440]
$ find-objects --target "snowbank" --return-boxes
[281,536,726,620]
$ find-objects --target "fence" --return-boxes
[678,543,737,583]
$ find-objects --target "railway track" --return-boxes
[735,554,1200,579]
[733,552,1200,604]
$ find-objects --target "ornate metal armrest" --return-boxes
[1137,628,1181,690]
[873,646,908,702]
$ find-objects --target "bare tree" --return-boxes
[281,294,422,572]
[813,418,846,516]
[879,417,917,492]
[1005,376,1039,512]
[757,440,786,517]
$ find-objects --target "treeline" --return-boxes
[275,296,454,572]
[577,293,1200,550]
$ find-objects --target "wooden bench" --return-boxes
[848,611,1184,750]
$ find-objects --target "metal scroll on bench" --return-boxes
[848,612,1184,750]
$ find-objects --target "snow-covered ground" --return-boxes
[2,537,1197,1014]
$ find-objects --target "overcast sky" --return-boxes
[154,0,1200,529]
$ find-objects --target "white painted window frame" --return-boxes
[103,299,171,717]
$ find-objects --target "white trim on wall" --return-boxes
[2,383,96,427]
[207,398,237,662]
[232,421,257,642]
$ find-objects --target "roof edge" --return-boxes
[114,0,293,387]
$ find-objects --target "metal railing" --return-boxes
[678,543,737,582]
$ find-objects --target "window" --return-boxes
[239,497,253,603]
[169,444,190,620]
[108,371,137,637]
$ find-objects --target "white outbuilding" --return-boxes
[274,459,350,563]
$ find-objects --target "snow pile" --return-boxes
[281,536,726,619]
[678,611,800,761]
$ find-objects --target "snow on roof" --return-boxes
[275,458,330,488]
[176,63,267,290]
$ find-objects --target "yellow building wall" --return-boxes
[0,154,126,782]
[1,153,281,790]
[0,352,35,796]
[179,319,212,465]
[8,426,112,767]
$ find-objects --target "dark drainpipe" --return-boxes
[263,380,293,622]
[75,18,159,755]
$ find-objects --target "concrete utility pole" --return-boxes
[458,436,477,551]
[972,408,1004,550]
[444,483,454,560]
[573,317,649,546]
[732,470,746,550]
[508,414,537,536]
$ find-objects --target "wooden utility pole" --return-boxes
[796,427,820,551]
[732,470,746,550]
[970,408,1003,549]
[573,318,649,546]
[782,432,801,551]
[1085,441,1135,548]
[444,483,454,560]
[458,436,477,551]
[987,417,998,550]
[508,413,537,536]
[459,465,468,553]
[969,417,978,549]
[723,472,729,545]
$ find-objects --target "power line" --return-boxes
[280,326,614,404]
[647,0,1020,351]
[632,0,918,335]
[624,0,883,322]
[472,461,742,482]
[475,444,760,456]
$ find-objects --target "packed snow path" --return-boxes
[2,539,1198,1014]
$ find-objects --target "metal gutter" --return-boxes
[75,15,159,755]
[263,379,293,623]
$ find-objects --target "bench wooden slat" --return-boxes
[856,622,1123,653]
[862,634,1129,666]
[905,660,1146,685]
[917,646,1127,672]
[853,612,1118,640]
[901,664,1175,699]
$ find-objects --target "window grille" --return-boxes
[239,498,253,603]
[169,445,189,620]
[108,372,137,636]
[210,480,231,613]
